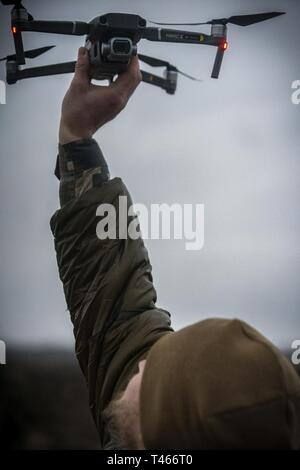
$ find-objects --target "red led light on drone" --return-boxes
[221,41,229,51]
[12,25,17,34]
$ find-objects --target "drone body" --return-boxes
[0,1,285,95]
[86,14,143,80]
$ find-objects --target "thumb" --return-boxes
[72,47,90,87]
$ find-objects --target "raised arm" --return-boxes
[50,48,173,448]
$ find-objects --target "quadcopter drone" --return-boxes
[0,0,285,95]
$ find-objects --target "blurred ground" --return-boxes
[0,348,100,450]
[0,347,299,450]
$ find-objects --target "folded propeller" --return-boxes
[0,45,55,62]
[138,54,202,81]
[149,12,285,27]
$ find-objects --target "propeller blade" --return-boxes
[139,54,202,81]
[0,45,55,62]
[227,12,285,26]
[138,54,169,68]
[149,11,285,27]
[177,69,203,81]
[25,45,55,58]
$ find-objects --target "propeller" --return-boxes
[150,12,285,27]
[0,45,55,62]
[138,54,202,81]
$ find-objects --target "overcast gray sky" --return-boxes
[0,0,299,349]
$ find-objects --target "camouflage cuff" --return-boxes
[55,138,110,207]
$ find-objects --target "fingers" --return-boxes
[110,56,142,100]
[72,47,90,88]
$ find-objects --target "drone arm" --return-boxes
[12,28,25,65]
[211,46,225,79]
[14,20,90,36]
[7,63,169,91]
[6,61,76,84]
[141,70,177,95]
[141,70,167,90]
[142,27,218,46]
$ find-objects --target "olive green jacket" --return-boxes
[50,139,173,448]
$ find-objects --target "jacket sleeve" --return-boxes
[54,137,110,207]
[50,139,173,444]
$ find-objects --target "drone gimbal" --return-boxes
[0,1,285,94]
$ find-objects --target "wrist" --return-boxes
[59,120,93,145]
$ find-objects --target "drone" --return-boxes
[0,1,285,95]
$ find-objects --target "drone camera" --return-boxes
[101,37,137,63]
[86,35,138,80]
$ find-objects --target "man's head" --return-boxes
[103,318,300,449]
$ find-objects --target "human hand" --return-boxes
[59,47,142,144]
